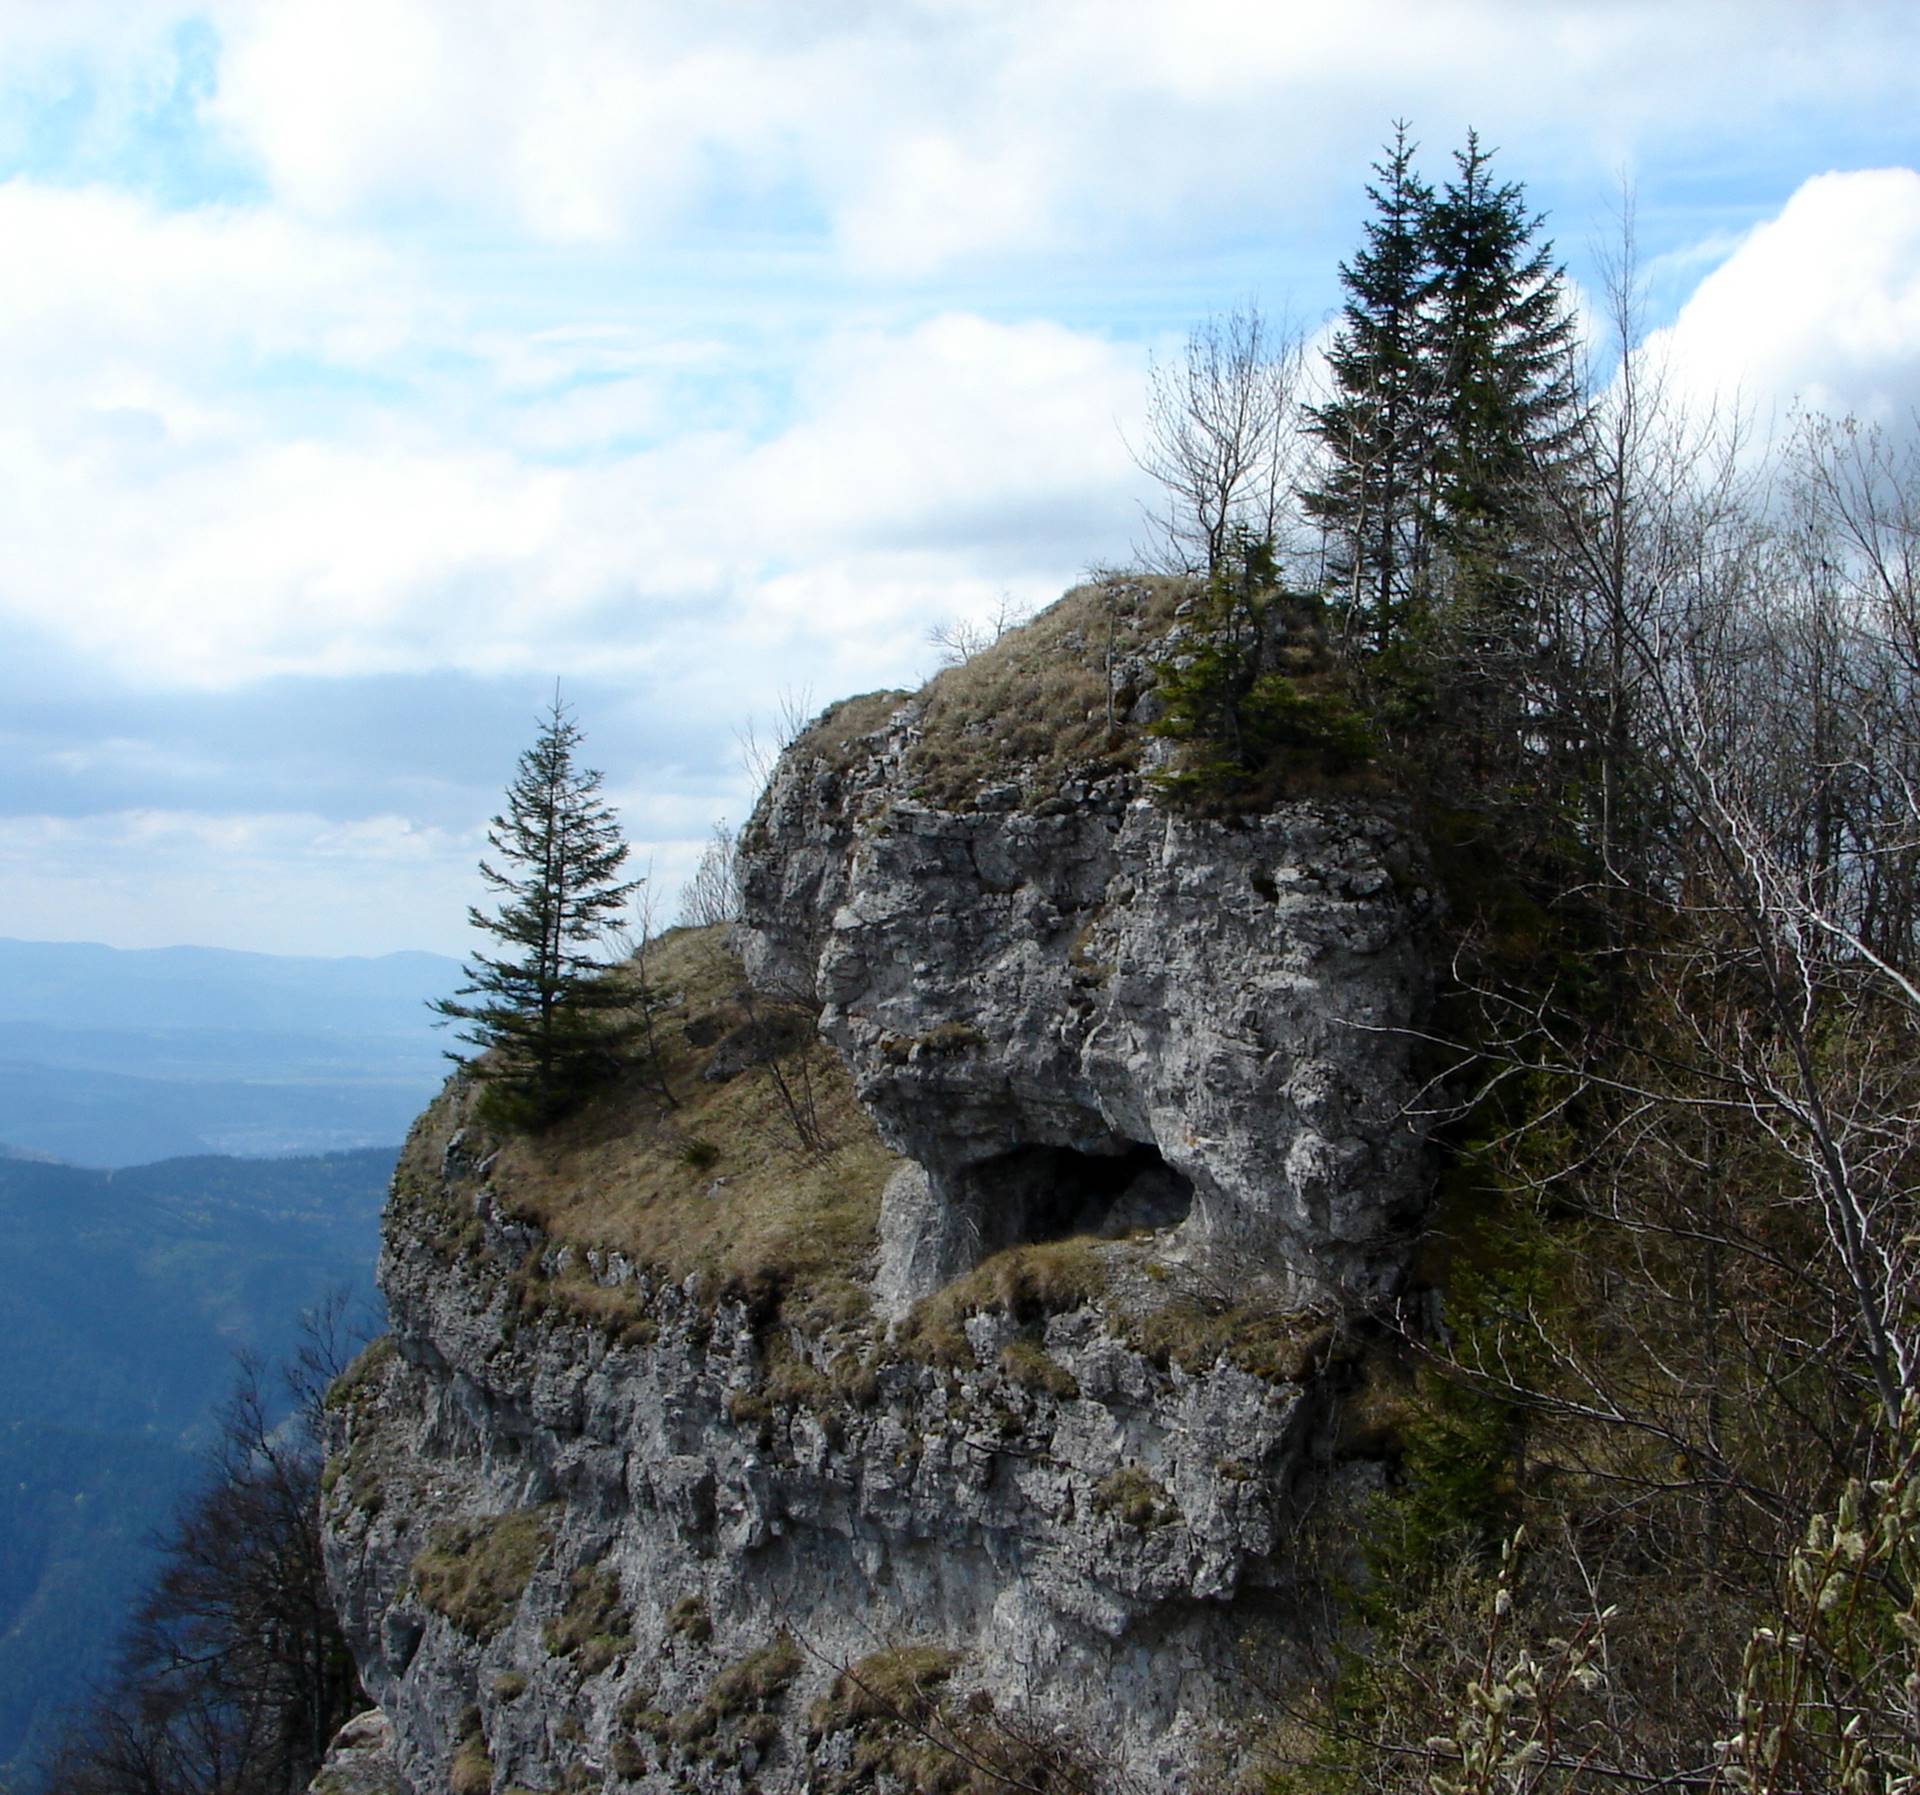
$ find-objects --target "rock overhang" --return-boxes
[739,699,1437,1313]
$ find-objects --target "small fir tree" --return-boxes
[1149,532,1373,808]
[435,695,642,1125]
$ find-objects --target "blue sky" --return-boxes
[3,1,1918,958]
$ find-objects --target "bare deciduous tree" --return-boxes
[36,1304,369,1795]
[928,592,1032,667]
[1130,305,1306,577]
[675,820,742,929]
[735,686,815,798]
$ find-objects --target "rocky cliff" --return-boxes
[321,578,1440,1794]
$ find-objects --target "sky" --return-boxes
[2,1,1918,960]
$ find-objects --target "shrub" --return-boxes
[1093,1465,1178,1528]
[449,1731,493,1795]
[678,1137,721,1172]
[542,1563,632,1677]
[810,1646,960,1733]
[997,1337,1080,1399]
[665,1594,712,1643]
[903,1239,1108,1366]
[707,1634,803,1713]
[1149,538,1377,809]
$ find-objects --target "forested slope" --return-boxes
[0,1149,390,1778]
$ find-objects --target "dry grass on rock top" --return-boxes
[410,924,899,1336]
[793,688,913,775]
[901,574,1194,808]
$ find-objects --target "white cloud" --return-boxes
[0,177,432,446]
[203,0,867,241]
[5,8,1919,958]
[0,180,1151,698]
[179,1,1917,273]
[0,799,769,957]
[1648,168,1920,430]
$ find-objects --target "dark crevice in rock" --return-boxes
[961,1141,1193,1257]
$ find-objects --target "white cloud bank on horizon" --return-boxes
[0,807,485,957]
[0,784,756,958]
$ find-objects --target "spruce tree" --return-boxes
[1305,122,1436,653]
[1412,133,1583,772]
[435,695,642,1124]
[1419,130,1580,594]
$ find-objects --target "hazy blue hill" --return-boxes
[0,1146,394,1775]
[0,1017,445,1082]
[0,1149,391,1435]
[0,937,440,1770]
[0,937,460,1035]
[0,1052,433,1166]
[0,937,461,1165]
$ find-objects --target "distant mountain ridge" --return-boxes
[0,935,461,1035]
[0,936,462,1166]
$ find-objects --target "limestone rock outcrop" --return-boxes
[321,583,1441,1795]
[324,1081,1331,1795]
[740,693,1436,1315]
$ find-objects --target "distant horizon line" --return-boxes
[0,933,462,966]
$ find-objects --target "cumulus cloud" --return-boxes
[180,0,1918,273]
[1647,167,1920,431]
[0,174,415,339]
[0,179,1150,694]
[0,170,1150,950]
[4,6,1918,956]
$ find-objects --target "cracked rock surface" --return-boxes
[740,692,1438,1311]
[322,599,1439,1794]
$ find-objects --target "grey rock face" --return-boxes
[324,613,1440,1794]
[307,1708,409,1795]
[739,698,1437,1311]
[325,1083,1330,1795]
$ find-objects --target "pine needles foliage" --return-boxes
[433,694,643,1128]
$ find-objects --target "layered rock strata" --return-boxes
[323,593,1439,1794]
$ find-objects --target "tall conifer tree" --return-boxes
[1419,131,1580,596]
[1306,122,1436,653]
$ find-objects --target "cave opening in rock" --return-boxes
[967,1140,1194,1255]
